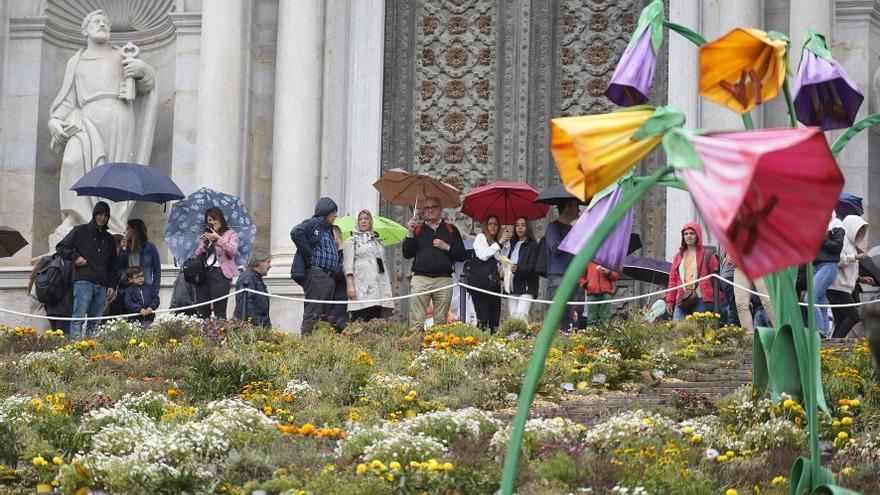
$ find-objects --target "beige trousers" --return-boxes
[409,275,453,326]
[733,267,776,332]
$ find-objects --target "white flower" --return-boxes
[705,448,719,460]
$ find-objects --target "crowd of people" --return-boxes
[25,195,878,339]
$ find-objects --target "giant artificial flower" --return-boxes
[792,30,864,130]
[677,127,844,280]
[558,184,633,273]
[550,106,684,201]
[699,28,788,114]
[605,0,663,107]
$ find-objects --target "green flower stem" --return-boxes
[805,261,820,488]
[741,113,755,130]
[499,166,673,495]
[831,112,880,156]
[662,20,707,46]
[783,79,798,128]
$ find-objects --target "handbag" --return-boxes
[675,251,709,310]
[182,253,207,285]
[466,257,501,292]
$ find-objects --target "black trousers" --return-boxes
[828,289,859,338]
[470,290,501,331]
[196,269,231,319]
[351,306,383,322]
[302,267,336,334]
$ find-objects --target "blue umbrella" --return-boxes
[835,192,863,218]
[164,187,257,266]
[70,162,184,203]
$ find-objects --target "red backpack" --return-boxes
[414,222,454,237]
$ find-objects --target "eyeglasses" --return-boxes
[422,205,440,210]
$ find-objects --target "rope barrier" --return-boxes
[2,273,878,323]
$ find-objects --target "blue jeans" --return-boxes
[70,281,107,339]
[812,262,837,335]
[673,299,713,321]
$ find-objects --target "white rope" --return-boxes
[3,274,878,323]
[710,274,880,309]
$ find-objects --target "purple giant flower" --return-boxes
[558,185,633,273]
[605,0,663,107]
[792,30,863,130]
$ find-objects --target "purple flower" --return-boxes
[792,31,863,130]
[606,29,658,107]
[558,185,633,273]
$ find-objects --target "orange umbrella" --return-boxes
[699,28,787,114]
[373,168,460,210]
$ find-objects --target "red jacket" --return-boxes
[579,262,619,295]
[666,222,722,306]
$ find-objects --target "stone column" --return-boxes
[169,12,202,198]
[319,0,385,215]
[665,0,762,257]
[834,3,880,245]
[193,0,244,195]
[790,0,832,56]
[665,0,700,258]
[269,0,324,262]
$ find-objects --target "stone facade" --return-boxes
[1,0,878,331]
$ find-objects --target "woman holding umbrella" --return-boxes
[343,210,394,321]
[117,219,162,302]
[195,207,240,319]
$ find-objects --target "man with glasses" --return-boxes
[403,197,467,327]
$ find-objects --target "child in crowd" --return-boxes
[124,266,159,327]
[579,262,620,327]
[329,225,349,332]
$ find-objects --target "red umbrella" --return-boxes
[461,182,549,224]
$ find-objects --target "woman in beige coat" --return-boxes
[343,210,394,321]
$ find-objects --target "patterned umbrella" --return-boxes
[164,187,256,266]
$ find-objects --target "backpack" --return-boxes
[170,272,196,309]
[414,222,454,237]
[35,256,68,304]
[182,253,207,285]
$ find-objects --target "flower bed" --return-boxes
[0,314,875,494]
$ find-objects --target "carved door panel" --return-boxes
[382,0,668,312]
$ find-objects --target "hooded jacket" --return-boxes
[290,198,338,281]
[814,216,845,264]
[666,222,722,307]
[829,215,868,293]
[56,202,119,287]
[234,267,271,327]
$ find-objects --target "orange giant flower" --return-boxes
[699,28,787,114]
[550,107,683,201]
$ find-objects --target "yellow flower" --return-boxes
[128,338,138,345]
[717,455,729,462]
[726,451,735,458]
[841,467,854,475]
[682,427,693,434]
[389,461,400,470]
[837,431,848,440]
[32,456,47,466]
[442,462,454,471]
[850,399,860,407]
[783,399,795,409]
[841,417,853,426]
[699,28,787,114]
[690,434,702,443]
[550,107,681,201]
[53,456,63,465]
[726,489,738,495]
[770,476,787,486]
[356,463,367,475]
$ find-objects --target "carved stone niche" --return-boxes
[41,0,179,47]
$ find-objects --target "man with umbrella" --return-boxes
[403,196,467,327]
[56,201,119,338]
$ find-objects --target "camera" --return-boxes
[204,223,213,233]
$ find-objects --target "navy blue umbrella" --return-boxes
[835,193,863,218]
[70,162,184,203]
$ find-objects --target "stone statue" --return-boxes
[48,9,158,245]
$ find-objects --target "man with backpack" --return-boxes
[403,196,467,327]
[31,253,75,333]
[291,197,340,334]
[56,201,119,338]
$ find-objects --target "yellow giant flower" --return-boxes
[550,107,682,201]
[699,28,787,114]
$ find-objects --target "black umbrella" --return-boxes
[627,233,642,255]
[622,256,670,286]
[0,227,28,258]
[533,184,588,206]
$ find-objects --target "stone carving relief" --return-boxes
[41,0,178,47]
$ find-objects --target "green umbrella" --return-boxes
[334,215,409,246]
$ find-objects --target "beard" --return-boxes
[90,29,110,43]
